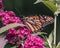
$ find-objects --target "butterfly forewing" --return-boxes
[23,15,54,32]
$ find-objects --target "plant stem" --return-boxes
[53,15,57,48]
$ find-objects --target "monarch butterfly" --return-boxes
[23,15,54,32]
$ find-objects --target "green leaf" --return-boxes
[11,46,16,48]
[2,0,23,15]
[32,32,47,36]
[0,23,25,34]
[56,42,60,48]
[2,0,14,10]
[2,0,56,16]
[4,43,15,48]
[47,30,54,48]
[43,1,57,13]
[12,0,24,15]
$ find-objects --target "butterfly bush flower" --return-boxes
[0,11,23,25]
[6,28,18,44]
[0,2,4,9]
[6,26,31,44]
[0,11,21,25]
[0,0,2,2]
[22,35,44,48]
[0,11,31,45]
[17,26,31,39]
[2,16,22,25]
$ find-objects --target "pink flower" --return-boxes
[6,28,18,44]
[22,35,44,48]
[17,26,31,39]
[6,27,31,44]
[0,0,2,2]
[0,12,5,17]
[0,11,23,25]
[0,2,4,8]
[5,11,16,17]
[1,11,31,45]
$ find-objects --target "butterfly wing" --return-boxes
[23,15,54,32]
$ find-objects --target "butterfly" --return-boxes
[23,15,54,32]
